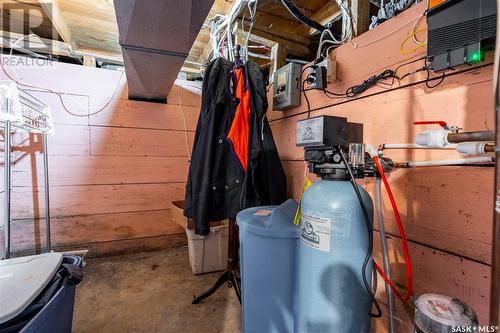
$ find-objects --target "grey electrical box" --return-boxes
[272,62,301,111]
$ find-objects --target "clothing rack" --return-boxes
[0,82,53,259]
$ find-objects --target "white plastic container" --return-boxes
[185,224,228,275]
[0,252,63,324]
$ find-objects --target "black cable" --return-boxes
[387,56,427,87]
[423,57,448,89]
[270,62,493,123]
[280,0,327,32]
[339,149,383,318]
[425,69,446,89]
[302,79,312,119]
[295,65,318,119]
[300,56,438,103]
[323,88,346,97]
[345,69,397,97]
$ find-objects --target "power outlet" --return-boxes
[307,66,327,90]
[305,58,337,90]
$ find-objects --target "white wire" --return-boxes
[244,0,259,62]
[316,0,354,59]
[0,54,124,117]
[206,0,257,61]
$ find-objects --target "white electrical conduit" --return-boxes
[396,156,494,168]
[379,143,457,151]
[375,178,396,333]
[378,143,496,156]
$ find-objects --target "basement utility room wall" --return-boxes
[0,56,200,257]
[269,1,493,331]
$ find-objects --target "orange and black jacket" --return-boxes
[184,58,286,235]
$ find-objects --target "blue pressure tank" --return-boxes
[237,199,299,333]
[297,179,374,333]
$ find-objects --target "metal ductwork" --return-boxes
[114,0,214,103]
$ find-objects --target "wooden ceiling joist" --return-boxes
[39,0,72,45]
[308,1,342,35]
[0,30,71,57]
[0,0,371,77]
[241,17,310,46]
[239,28,309,56]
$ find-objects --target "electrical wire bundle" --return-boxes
[315,0,355,59]
[205,0,258,62]
[278,0,354,59]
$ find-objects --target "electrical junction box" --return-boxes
[272,62,301,111]
[315,58,336,84]
[296,115,363,148]
[427,0,496,72]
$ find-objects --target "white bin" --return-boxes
[185,224,228,275]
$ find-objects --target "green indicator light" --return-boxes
[469,50,484,63]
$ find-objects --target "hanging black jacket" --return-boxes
[184,58,286,235]
[240,61,287,209]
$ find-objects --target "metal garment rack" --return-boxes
[1,86,53,259]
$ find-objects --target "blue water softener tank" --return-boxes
[237,199,299,333]
[295,115,373,333]
[297,179,374,333]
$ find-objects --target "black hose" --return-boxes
[339,149,383,318]
[280,0,327,32]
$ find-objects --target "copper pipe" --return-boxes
[485,144,495,153]
[447,131,495,143]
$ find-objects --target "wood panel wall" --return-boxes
[269,2,494,329]
[0,57,201,257]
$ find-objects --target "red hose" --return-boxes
[373,156,414,302]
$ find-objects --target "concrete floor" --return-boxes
[73,247,241,333]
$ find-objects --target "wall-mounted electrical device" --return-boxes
[303,59,337,91]
[427,0,496,72]
[297,115,361,148]
[296,115,394,179]
[315,58,336,84]
[272,62,301,111]
[305,66,327,90]
[297,115,372,179]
